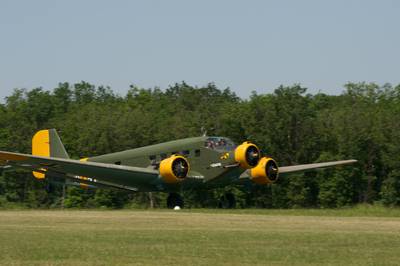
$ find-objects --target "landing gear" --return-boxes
[218,192,236,209]
[45,182,54,193]
[167,193,184,209]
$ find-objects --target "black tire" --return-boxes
[218,192,236,209]
[167,193,184,209]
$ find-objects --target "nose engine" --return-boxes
[234,141,261,169]
[159,155,190,183]
[250,157,279,184]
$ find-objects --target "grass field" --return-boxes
[1,208,400,265]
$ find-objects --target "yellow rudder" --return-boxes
[32,129,50,179]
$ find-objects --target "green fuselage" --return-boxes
[85,136,244,192]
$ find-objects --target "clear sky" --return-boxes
[1,0,399,100]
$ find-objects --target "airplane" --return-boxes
[0,129,357,208]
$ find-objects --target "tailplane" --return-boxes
[32,129,69,179]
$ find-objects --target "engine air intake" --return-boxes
[159,155,190,183]
[250,157,279,184]
[234,141,261,169]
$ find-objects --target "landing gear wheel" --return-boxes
[167,193,184,209]
[218,192,236,209]
[45,182,53,193]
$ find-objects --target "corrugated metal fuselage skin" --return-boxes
[85,136,244,192]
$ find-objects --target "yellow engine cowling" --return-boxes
[234,141,261,169]
[159,155,190,183]
[250,157,279,184]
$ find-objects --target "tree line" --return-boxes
[0,81,399,209]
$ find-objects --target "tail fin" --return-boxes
[32,129,69,179]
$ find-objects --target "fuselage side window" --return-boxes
[195,149,201,157]
[149,155,157,166]
[181,150,190,157]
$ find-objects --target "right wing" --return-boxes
[0,150,161,191]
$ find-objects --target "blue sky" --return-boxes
[0,0,399,100]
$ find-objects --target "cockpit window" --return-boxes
[204,137,236,151]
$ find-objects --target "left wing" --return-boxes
[0,150,161,191]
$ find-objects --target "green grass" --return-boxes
[1,208,400,265]
[182,204,400,217]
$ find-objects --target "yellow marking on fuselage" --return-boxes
[220,152,230,160]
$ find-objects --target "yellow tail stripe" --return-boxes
[32,129,50,179]
[32,130,50,157]
[33,168,46,179]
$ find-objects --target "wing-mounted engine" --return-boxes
[159,155,190,183]
[250,157,279,184]
[234,141,261,169]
